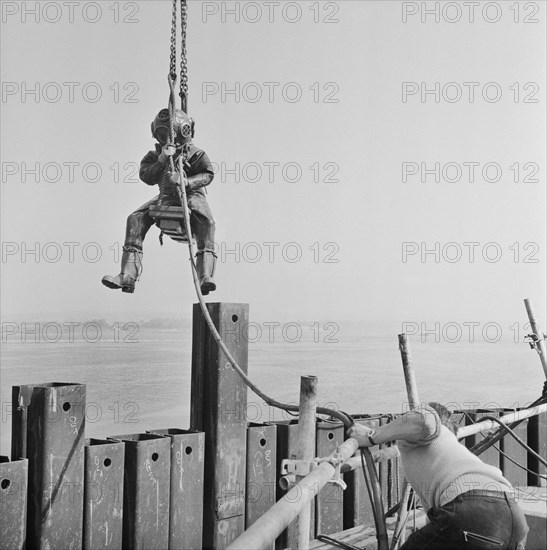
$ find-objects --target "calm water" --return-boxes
[1,323,543,454]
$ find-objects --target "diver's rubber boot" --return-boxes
[196,251,217,296]
[101,247,143,294]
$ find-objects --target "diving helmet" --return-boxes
[151,108,194,145]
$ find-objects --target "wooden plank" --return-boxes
[148,205,186,220]
[310,511,426,550]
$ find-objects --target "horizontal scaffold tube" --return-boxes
[341,446,400,473]
[457,403,547,440]
[342,403,547,472]
[227,438,359,550]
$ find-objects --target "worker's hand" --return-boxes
[158,144,177,164]
[346,424,375,447]
[167,171,181,186]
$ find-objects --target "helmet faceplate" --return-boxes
[151,108,194,144]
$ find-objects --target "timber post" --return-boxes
[190,303,249,549]
[398,334,420,410]
[392,334,421,550]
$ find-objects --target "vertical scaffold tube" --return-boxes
[294,376,317,549]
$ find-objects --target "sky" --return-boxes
[1,0,545,333]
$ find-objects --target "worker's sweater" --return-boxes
[398,409,513,510]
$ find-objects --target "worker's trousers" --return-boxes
[400,490,528,550]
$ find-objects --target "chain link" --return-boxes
[167,0,189,173]
[169,0,188,112]
[169,0,178,80]
[180,0,188,113]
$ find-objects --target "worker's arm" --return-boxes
[347,408,440,447]
[186,172,214,191]
[184,149,215,191]
[139,146,175,186]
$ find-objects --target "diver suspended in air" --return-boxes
[102,108,217,295]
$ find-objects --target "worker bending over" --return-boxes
[347,403,528,549]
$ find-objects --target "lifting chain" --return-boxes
[169,0,178,81]
[167,0,189,172]
[169,0,188,112]
[180,0,188,113]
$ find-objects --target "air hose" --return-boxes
[173,159,386,548]
[166,71,388,549]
